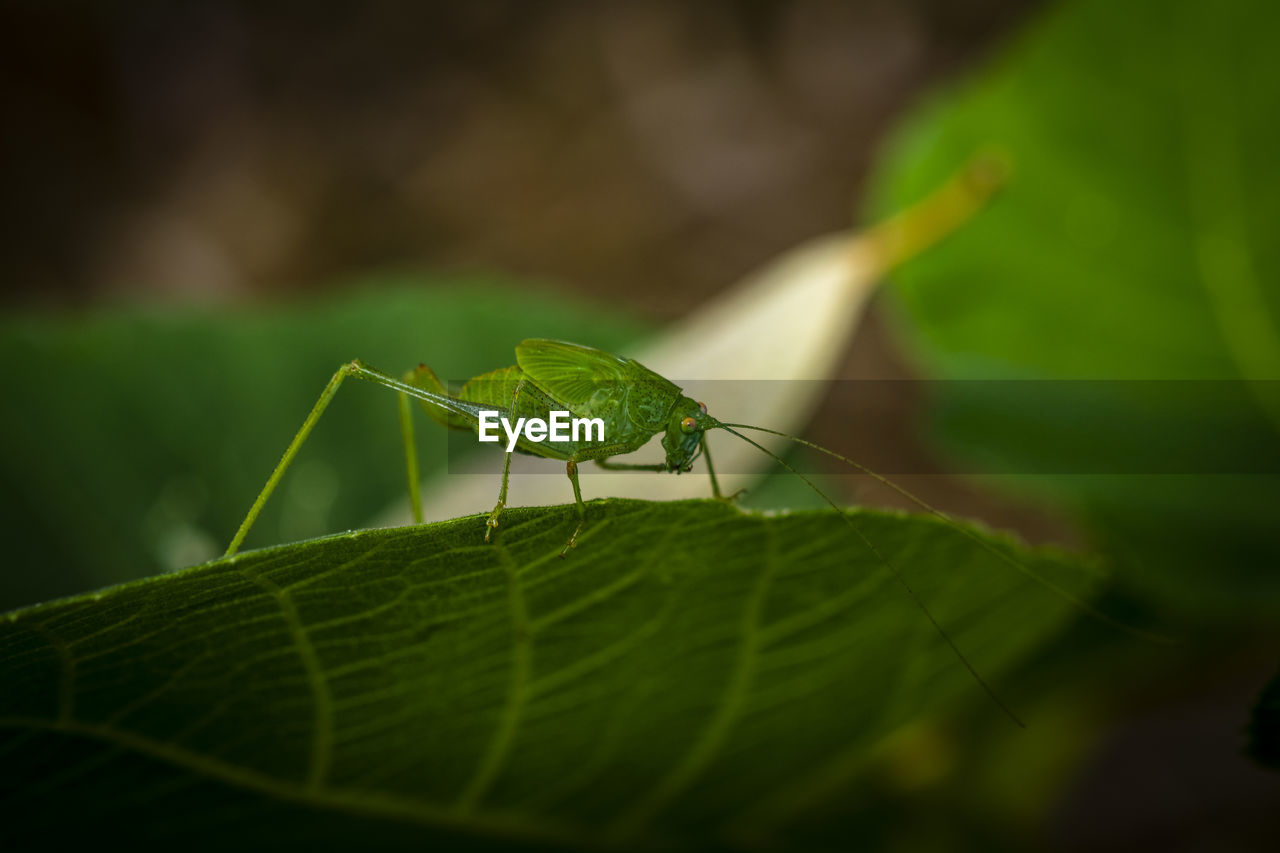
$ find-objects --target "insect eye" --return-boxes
[680,416,697,433]
[697,401,707,414]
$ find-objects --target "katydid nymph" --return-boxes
[224,338,1161,727]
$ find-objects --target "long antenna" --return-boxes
[718,422,1172,645]
[715,423,1027,728]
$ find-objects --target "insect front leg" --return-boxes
[485,451,512,543]
[702,434,745,503]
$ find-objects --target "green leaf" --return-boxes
[0,499,1098,850]
[868,0,1280,621]
[0,278,644,611]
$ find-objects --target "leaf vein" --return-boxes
[241,569,334,791]
[453,544,533,814]
[610,519,778,835]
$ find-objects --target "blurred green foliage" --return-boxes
[872,0,1280,624]
[0,279,643,611]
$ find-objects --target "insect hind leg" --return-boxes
[226,361,358,556]
[397,370,426,524]
[227,358,472,557]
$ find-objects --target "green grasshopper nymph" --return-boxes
[223,338,1163,726]
[225,339,747,563]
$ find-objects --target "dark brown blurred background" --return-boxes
[0,0,1038,312]
[0,0,1072,545]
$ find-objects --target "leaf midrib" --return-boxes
[0,715,590,849]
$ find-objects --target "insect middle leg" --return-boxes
[555,441,648,557]
[485,452,512,543]
[562,457,585,558]
[481,376,533,543]
[594,459,667,472]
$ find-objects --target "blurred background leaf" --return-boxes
[0,280,642,611]
[870,0,1280,625]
